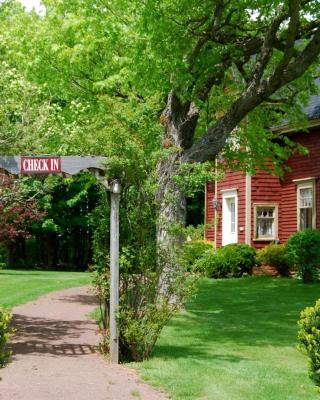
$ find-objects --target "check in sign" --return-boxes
[20,156,61,174]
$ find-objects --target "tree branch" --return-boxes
[182,26,320,163]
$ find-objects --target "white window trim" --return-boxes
[253,203,279,241]
[296,179,316,231]
[221,188,237,194]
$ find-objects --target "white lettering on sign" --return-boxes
[20,157,62,174]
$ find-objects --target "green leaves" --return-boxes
[0,307,12,367]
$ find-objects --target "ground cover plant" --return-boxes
[132,277,320,400]
[0,269,91,309]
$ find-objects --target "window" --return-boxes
[254,204,278,240]
[296,179,316,230]
[230,200,236,233]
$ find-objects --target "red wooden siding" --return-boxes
[205,127,320,249]
[251,169,281,249]
[280,128,320,241]
[205,182,215,241]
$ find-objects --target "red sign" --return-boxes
[20,157,62,174]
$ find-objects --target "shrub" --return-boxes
[298,299,320,386]
[181,240,214,271]
[286,229,320,283]
[0,307,12,367]
[257,243,291,276]
[195,248,226,278]
[201,243,257,278]
[92,246,196,361]
[118,300,173,361]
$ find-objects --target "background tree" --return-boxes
[0,173,45,266]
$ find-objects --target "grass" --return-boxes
[132,277,320,400]
[0,269,91,309]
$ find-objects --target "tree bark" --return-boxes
[156,91,199,287]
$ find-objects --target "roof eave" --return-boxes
[271,118,320,135]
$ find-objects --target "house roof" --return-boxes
[302,78,320,120]
[272,78,320,133]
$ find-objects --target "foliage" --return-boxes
[0,1,318,171]
[257,243,291,277]
[0,173,45,243]
[93,247,196,361]
[180,239,214,272]
[181,224,206,242]
[286,230,320,283]
[202,244,257,278]
[173,162,215,197]
[298,299,320,387]
[0,307,13,367]
[118,299,174,362]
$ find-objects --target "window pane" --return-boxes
[230,201,235,233]
[300,207,313,230]
[256,206,275,238]
[257,219,274,237]
[300,188,312,208]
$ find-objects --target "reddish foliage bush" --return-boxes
[0,173,45,242]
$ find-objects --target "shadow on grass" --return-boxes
[152,344,249,363]
[0,272,47,276]
[152,277,320,360]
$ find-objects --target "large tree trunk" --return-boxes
[156,91,198,290]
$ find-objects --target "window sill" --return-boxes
[253,237,278,242]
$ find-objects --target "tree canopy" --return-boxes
[0,0,318,172]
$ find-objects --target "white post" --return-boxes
[110,179,121,364]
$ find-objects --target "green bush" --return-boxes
[201,243,257,278]
[118,301,173,361]
[298,299,320,386]
[195,249,225,278]
[286,229,320,283]
[181,240,214,271]
[257,243,291,276]
[0,307,12,367]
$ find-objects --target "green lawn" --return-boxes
[0,269,91,309]
[132,277,320,400]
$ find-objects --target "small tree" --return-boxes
[286,230,320,283]
[0,174,45,265]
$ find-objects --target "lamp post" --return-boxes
[109,179,121,363]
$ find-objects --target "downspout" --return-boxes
[214,158,218,249]
[245,173,252,245]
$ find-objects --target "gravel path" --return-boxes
[0,286,168,400]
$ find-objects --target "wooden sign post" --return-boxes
[109,180,121,363]
[0,155,121,364]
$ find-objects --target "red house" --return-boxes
[205,92,320,249]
